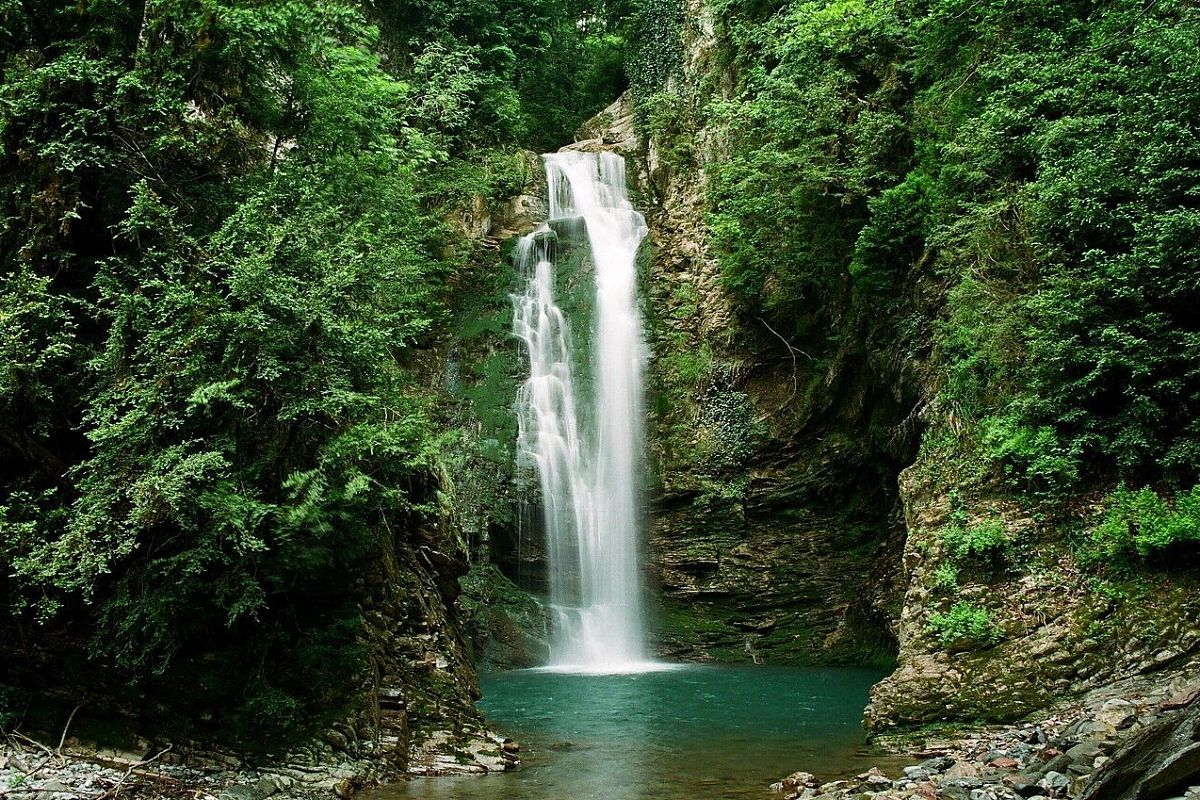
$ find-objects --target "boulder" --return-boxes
[773,771,821,795]
[946,760,982,780]
[1080,702,1200,800]
[921,756,956,772]
[1005,773,1045,798]
[1096,700,1138,732]
[1066,741,1105,763]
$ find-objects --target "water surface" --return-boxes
[376,665,899,800]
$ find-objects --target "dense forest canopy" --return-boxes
[0,0,636,739]
[706,0,1200,519]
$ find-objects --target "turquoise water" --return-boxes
[374,665,899,800]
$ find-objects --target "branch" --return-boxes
[95,745,174,800]
[56,705,82,755]
[0,425,69,485]
[755,316,812,419]
[9,732,53,759]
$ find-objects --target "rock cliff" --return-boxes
[570,29,914,665]
[865,445,1200,731]
[610,0,1200,732]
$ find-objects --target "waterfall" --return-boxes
[512,151,653,673]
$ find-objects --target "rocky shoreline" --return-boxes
[776,668,1200,800]
[0,730,518,800]
[0,736,388,800]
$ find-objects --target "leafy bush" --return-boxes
[850,173,931,294]
[709,0,1200,502]
[931,562,960,594]
[941,518,1009,563]
[706,0,912,324]
[1084,485,1200,564]
[927,601,1001,649]
[640,90,697,172]
[979,415,1082,499]
[370,0,635,150]
[626,0,684,102]
[923,0,1200,495]
[701,387,755,471]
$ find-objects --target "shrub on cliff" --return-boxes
[1083,485,1200,568]
[927,601,1001,650]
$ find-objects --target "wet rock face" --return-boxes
[352,524,517,778]
[572,95,638,153]
[458,563,552,672]
[648,442,908,664]
[864,448,1200,732]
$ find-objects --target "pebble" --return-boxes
[1037,771,1070,795]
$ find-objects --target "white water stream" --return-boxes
[512,151,655,673]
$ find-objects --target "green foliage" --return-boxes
[927,601,1001,649]
[978,415,1081,498]
[463,353,522,466]
[369,0,633,150]
[0,0,621,744]
[438,244,526,548]
[923,0,1200,494]
[1083,485,1200,566]
[700,384,755,471]
[931,562,959,594]
[708,0,1200,504]
[662,340,712,389]
[668,282,701,319]
[707,0,913,324]
[941,518,1009,563]
[626,0,684,101]
[639,90,696,172]
[850,172,930,294]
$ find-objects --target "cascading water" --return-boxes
[512,151,653,673]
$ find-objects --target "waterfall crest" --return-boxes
[512,151,654,673]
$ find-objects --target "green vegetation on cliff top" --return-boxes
[0,0,641,744]
[703,0,1200,562]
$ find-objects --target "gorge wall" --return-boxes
[865,445,1200,731]
[644,6,918,668]
[563,8,919,667]
[564,0,1200,732]
[636,113,916,668]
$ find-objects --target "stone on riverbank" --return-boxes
[775,671,1200,800]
